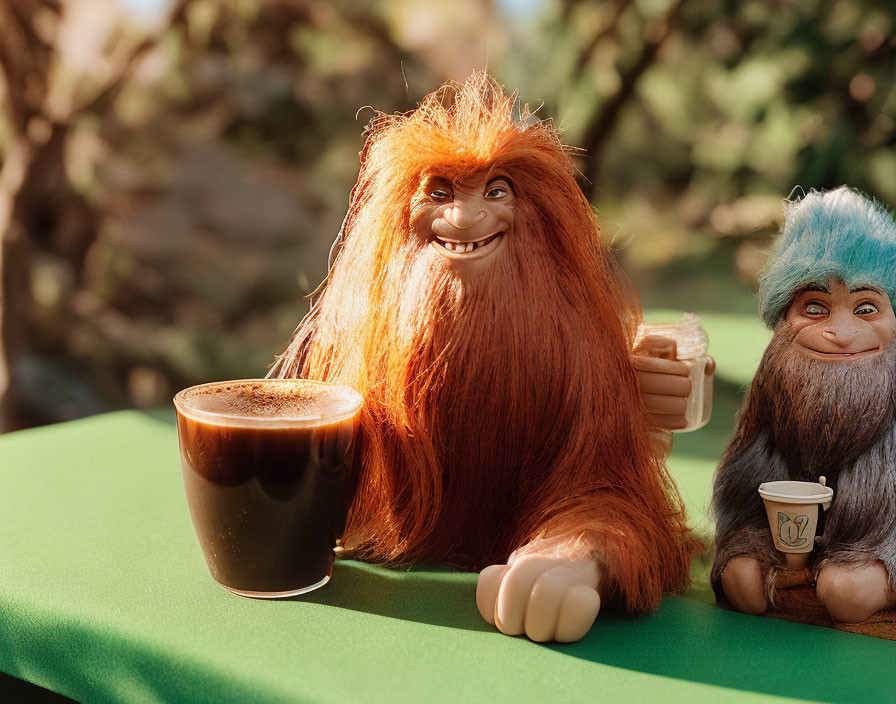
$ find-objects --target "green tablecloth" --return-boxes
[2,313,895,703]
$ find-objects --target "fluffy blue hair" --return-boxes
[758,186,896,329]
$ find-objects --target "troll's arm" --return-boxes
[788,428,896,623]
[477,471,698,641]
[816,425,896,582]
[710,431,789,606]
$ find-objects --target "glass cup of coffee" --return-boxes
[174,379,363,598]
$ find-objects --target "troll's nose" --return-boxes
[821,319,859,347]
[444,201,487,230]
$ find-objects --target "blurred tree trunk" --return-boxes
[579,0,685,197]
[0,0,189,430]
[0,0,54,431]
[0,139,34,431]
[0,122,70,431]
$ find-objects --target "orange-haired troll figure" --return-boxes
[270,73,702,642]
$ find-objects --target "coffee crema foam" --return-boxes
[176,380,362,427]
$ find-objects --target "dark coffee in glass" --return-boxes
[174,379,363,598]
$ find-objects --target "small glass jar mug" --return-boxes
[634,313,713,432]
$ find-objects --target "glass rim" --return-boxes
[173,378,363,428]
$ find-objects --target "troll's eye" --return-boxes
[804,302,828,316]
[425,177,454,202]
[485,179,513,200]
[855,303,879,316]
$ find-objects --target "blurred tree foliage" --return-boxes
[0,0,893,429]
[501,0,896,309]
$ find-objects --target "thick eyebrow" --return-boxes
[849,286,883,294]
[801,284,830,294]
[485,175,515,194]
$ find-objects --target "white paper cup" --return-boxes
[758,480,833,568]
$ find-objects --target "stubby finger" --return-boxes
[524,567,578,642]
[495,556,558,635]
[555,585,601,643]
[641,393,687,416]
[649,413,689,431]
[632,335,677,360]
[630,355,691,377]
[476,564,510,625]
[637,372,692,397]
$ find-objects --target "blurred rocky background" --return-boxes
[0,0,894,431]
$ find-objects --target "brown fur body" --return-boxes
[711,327,896,604]
[271,74,697,614]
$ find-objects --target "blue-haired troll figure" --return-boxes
[711,187,896,635]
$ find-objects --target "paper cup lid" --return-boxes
[758,480,833,504]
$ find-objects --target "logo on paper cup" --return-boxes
[777,512,809,548]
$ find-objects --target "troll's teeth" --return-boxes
[435,233,502,253]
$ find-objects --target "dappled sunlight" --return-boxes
[1,1,892,428]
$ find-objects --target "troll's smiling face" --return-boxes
[410,171,515,264]
[785,280,896,361]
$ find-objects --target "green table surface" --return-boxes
[2,313,895,704]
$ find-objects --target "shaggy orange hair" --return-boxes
[271,73,697,614]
